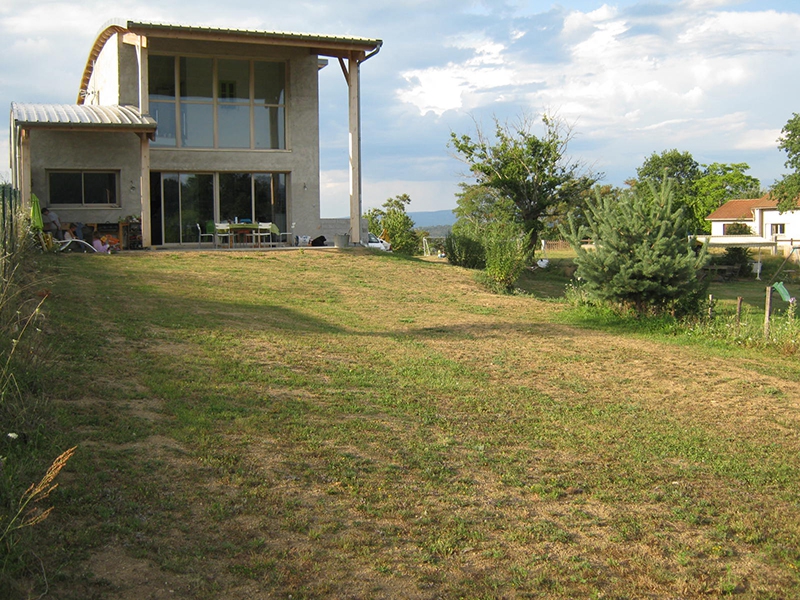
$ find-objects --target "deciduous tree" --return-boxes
[450,113,596,254]
[771,113,800,211]
[693,163,761,232]
[364,194,419,255]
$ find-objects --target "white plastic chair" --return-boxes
[197,223,215,247]
[255,222,278,247]
[214,223,233,248]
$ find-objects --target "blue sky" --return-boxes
[2,0,800,217]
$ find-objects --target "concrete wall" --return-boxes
[761,208,800,240]
[88,34,140,106]
[319,217,368,245]
[122,36,323,244]
[88,35,119,104]
[28,129,143,225]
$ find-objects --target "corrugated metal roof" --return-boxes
[706,196,778,221]
[125,20,383,49]
[11,103,157,130]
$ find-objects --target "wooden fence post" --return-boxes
[764,286,773,339]
[736,296,743,335]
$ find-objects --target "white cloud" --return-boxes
[394,2,800,191]
[2,1,800,207]
[734,129,782,151]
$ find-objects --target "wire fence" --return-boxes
[1,185,21,280]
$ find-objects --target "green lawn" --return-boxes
[21,248,800,598]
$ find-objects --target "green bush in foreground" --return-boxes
[0,204,73,598]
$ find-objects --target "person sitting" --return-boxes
[59,223,88,252]
[41,208,62,240]
[92,231,111,254]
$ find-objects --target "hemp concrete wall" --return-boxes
[88,35,139,106]
[136,37,322,242]
[28,129,143,225]
[90,37,119,104]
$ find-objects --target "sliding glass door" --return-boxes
[219,172,287,232]
[151,173,214,244]
[150,172,287,245]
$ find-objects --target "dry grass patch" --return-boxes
[32,249,800,598]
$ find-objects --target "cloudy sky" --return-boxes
[2,0,800,217]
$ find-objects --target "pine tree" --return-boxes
[561,179,708,316]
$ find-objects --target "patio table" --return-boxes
[227,223,281,247]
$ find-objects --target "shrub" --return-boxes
[444,232,485,269]
[365,194,420,255]
[720,222,754,278]
[482,223,531,292]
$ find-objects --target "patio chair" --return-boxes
[197,222,215,247]
[55,239,97,253]
[255,222,279,247]
[214,223,233,248]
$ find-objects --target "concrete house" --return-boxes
[10,20,381,248]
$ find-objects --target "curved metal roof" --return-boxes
[12,102,157,130]
[77,19,383,104]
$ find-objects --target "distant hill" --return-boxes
[408,209,456,227]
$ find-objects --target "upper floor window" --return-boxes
[771,223,786,236]
[149,55,286,150]
[49,171,118,205]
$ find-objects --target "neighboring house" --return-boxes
[10,20,381,247]
[705,196,800,259]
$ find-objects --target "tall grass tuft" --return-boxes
[0,196,72,597]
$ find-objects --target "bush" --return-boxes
[720,222,754,278]
[365,194,420,255]
[444,232,485,269]
[482,224,531,292]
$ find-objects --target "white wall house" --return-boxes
[10,20,382,248]
[705,196,800,260]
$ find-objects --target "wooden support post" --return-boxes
[708,294,714,319]
[764,286,773,339]
[736,296,743,335]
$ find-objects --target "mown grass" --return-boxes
[26,247,800,598]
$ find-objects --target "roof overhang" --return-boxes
[12,102,157,139]
[78,19,382,104]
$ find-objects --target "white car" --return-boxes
[365,232,391,251]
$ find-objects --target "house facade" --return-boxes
[10,20,381,247]
[705,196,800,258]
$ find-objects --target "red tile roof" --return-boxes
[706,196,778,221]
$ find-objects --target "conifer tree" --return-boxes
[561,179,708,316]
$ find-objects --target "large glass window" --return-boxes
[255,62,286,149]
[149,56,177,148]
[149,55,286,150]
[219,173,253,223]
[218,60,251,149]
[49,172,118,205]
